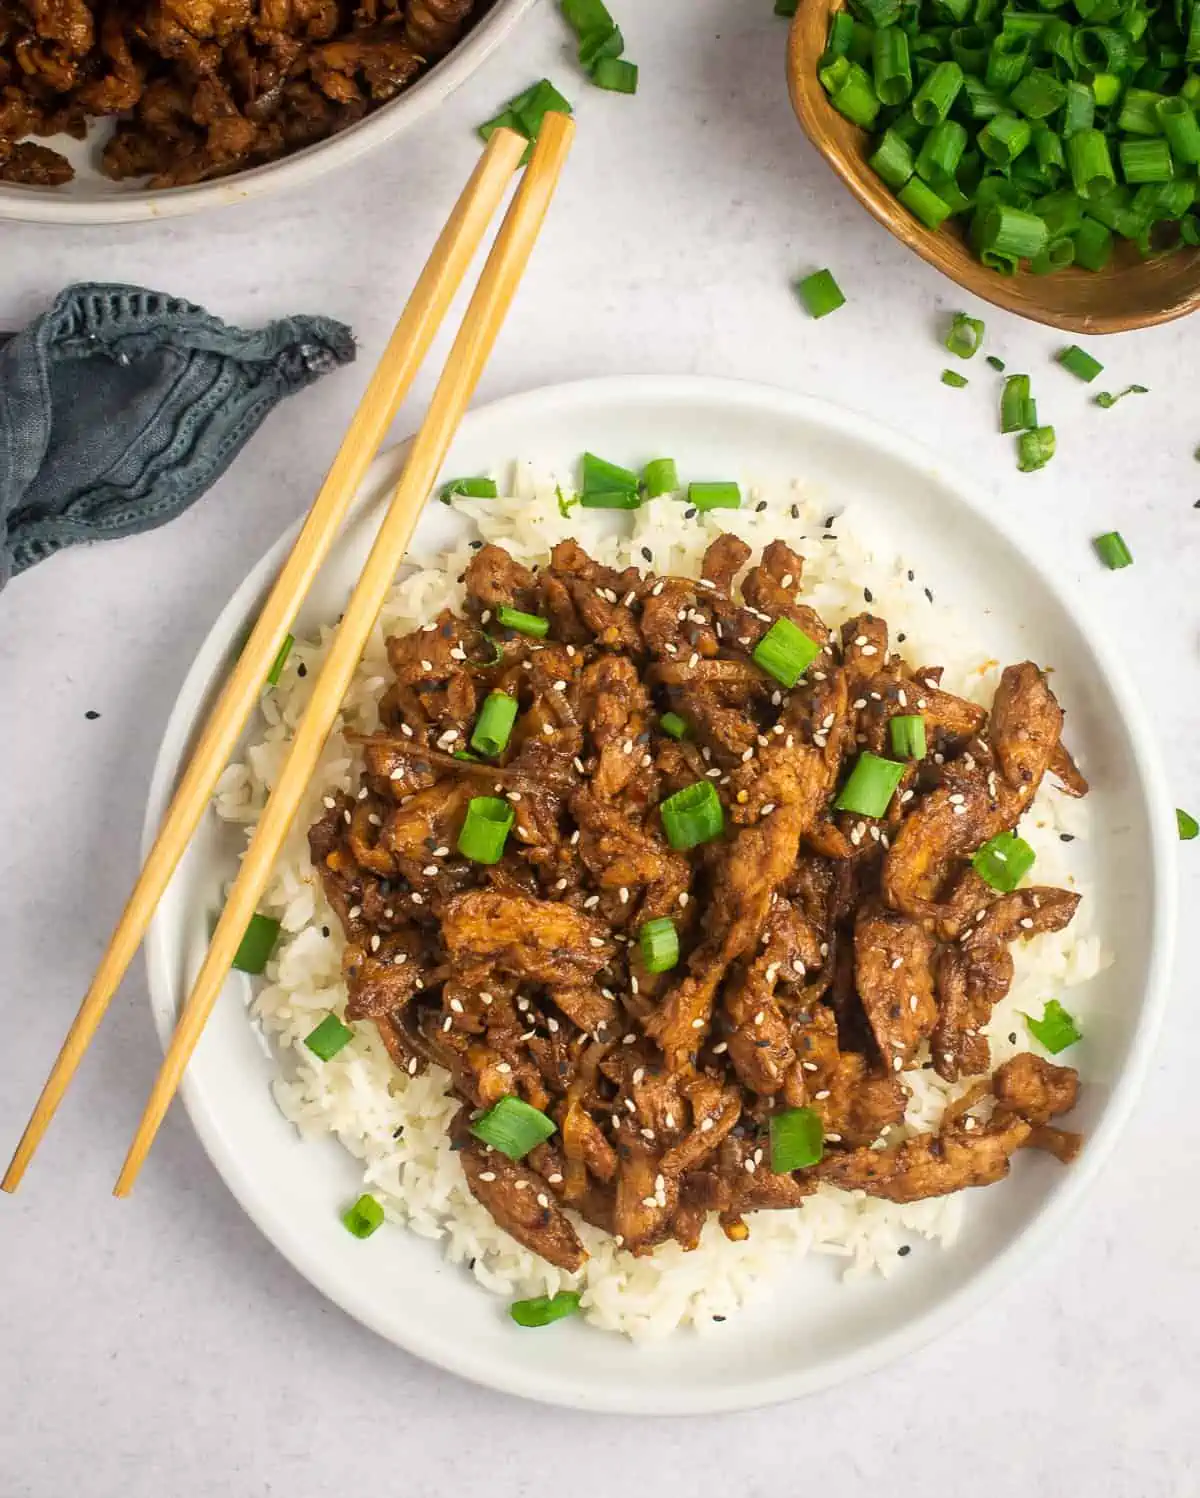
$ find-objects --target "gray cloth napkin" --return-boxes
[0,282,355,589]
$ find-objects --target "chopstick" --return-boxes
[2,125,529,1195]
[113,110,575,1197]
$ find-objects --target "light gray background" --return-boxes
[2,2,1197,1493]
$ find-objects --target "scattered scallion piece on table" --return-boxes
[471,691,518,757]
[660,781,725,850]
[795,268,846,318]
[457,796,515,865]
[510,1291,583,1327]
[440,476,499,502]
[1017,425,1057,472]
[688,481,742,512]
[593,56,638,93]
[1057,345,1104,382]
[231,912,280,975]
[471,1096,557,1159]
[1023,999,1081,1055]
[986,355,1006,371]
[641,457,679,496]
[305,1014,354,1061]
[1000,374,1036,433]
[266,633,293,687]
[941,369,969,388]
[342,1194,385,1239]
[889,714,927,759]
[834,752,906,818]
[769,1107,825,1172]
[753,617,822,687]
[1178,807,1199,841]
[1095,384,1149,408]
[945,312,985,358]
[972,830,1036,892]
[479,80,572,152]
[659,710,689,740]
[639,917,680,973]
[496,605,550,638]
[1093,530,1133,568]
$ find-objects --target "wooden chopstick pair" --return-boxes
[3,112,575,1198]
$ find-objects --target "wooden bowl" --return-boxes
[786,4,1200,334]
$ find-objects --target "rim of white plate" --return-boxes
[142,375,1177,1414]
[0,0,534,226]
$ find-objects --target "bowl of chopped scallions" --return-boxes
[785,0,1200,332]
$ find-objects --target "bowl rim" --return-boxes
[784,8,1200,335]
[142,374,1178,1413]
[0,0,536,227]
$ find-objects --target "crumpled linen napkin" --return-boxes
[0,282,355,589]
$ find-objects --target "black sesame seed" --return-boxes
[470,540,484,550]
[1008,1032,1017,1045]
[322,925,330,938]
[863,587,873,603]
[823,532,837,541]
[824,514,835,528]
[393,1125,405,1138]
[468,1257,476,1270]
[712,1314,726,1323]
[297,663,308,677]
[641,546,653,562]
[907,569,915,582]
[897,1245,911,1257]
[924,587,934,603]
[84,709,100,720]
[1194,499,1200,508]
[790,504,800,520]
[755,501,768,513]
[897,632,906,643]
[684,507,698,520]
[1060,832,1075,842]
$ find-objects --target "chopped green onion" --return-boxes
[898,174,952,228]
[753,616,822,687]
[869,128,916,189]
[639,917,680,973]
[342,1194,385,1239]
[769,1107,825,1172]
[1057,344,1103,382]
[912,59,965,124]
[1010,68,1068,119]
[592,56,638,92]
[978,112,1032,167]
[480,80,573,149]
[582,451,638,493]
[453,749,481,762]
[1178,808,1199,841]
[1017,426,1057,472]
[659,710,689,739]
[945,312,985,359]
[834,752,906,817]
[471,691,519,757]
[560,0,612,37]
[1095,384,1148,408]
[1073,217,1114,270]
[1093,530,1133,568]
[1061,81,1095,138]
[457,796,515,864]
[889,714,927,759]
[796,268,846,318]
[1157,97,1200,164]
[1117,86,1166,136]
[496,605,549,638]
[985,31,1031,90]
[986,354,1006,371]
[977,203,1048,260]
[232,912,280,975]
[440,476,499,501]
[873,26,913,104]
[1023,999,1081,1054]
[555,484,577,518]
[688,481,742,511]
[1068,127,1115,199]
[510,1291,583,1327]
[578,23,624,71]
[1030,237,1076,275]
[266,633,293,687]
[1120,137,1175,182]
[471,1096,557,1158]
[642,458,679,497]
[941,369,969,387]
[1000,374,1036,433]
[660,780,725,850]
[971,830,1036,892]
[824,9,855,55]
[305,1013,354,1061]
[826,59,882,127]
[579,489,642,510]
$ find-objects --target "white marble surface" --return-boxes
[2,1,1198,1492]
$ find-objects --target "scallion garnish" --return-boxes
[834,752,906,818]
[471,691,519,757]
[1178,807,1199,840]
[752,616,821,687]
[1000,374,1036,434]
[342,1194,385,1239]
[592,56,638,92]
[986,355,1006,371]
[795,268,846,318]
[1057,345,1104,382]
[769,1107,825,1172]
[457,796,515,865]
[972,830,1036,892]
[889,714,927,759]
[639,917,680,973]
[266,633,294,687]
[642,457,679,497]
[1023,999,1081,1054]
[305,1013,354,1061]
[1093,530,1133,569]
[659,710,689,739]
[945,312,985,359]
[440,476,499,502]
[1017,425,1056,473]
[509,1290,582,1327]
[941,369,969,388]
[232,912,280,975]
[660,781,725,850]
[496,605,550,638]
[688,481,742,512]
[579,488,643,510]
[470,1095,557,1158]
[581,451,637,493]
[1095,384,1149,408]
[479,80,572,150]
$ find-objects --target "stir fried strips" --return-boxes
[310,537,1085,1270]
[0,0,486,187]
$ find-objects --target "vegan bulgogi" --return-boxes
[309,534,1086,1273]
[0,0,487,188]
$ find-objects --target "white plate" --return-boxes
[0,0,533,225]
[143,375,1176,1414]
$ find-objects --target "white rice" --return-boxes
[213,467,1108,1341]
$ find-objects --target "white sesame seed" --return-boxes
[449,998,464,1013]
[589,937,605,948]
[744,1159,757,1174]
[514,1180,528,1191]
[480,992,494,1005]
[815,1089,831,1100]
[496,1062,511,1075]
[802,1061,819,1072]
[1019,916,1034,929]
[619,887,629,904]
[479,1171,495,1182]
[712,1042,728,1054]
[407,1057,419,1075]
[700,1117,715,1132]
[692,1018,705,1030]
[369,934,381,953]
[442,1016,453,1031]
[893,1056,903,1071]
[348,906,362,919]
[665,1112,676,1128]
[411,893,424,905]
